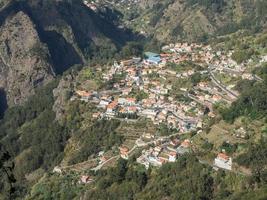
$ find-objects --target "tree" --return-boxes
[121,42,143,58]
[0,144,16,200]
[112,159,128,183]
[191,72,202,86]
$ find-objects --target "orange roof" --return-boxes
[119,108,126,113]
[107,101,118,109]
[170,139,180,146]
[213,94,222,100]
[126,98,136,103]
[198,82,208,87]
[119,146,129,153]
[127,68,135,72]
[160,53,171,57]
[128,106,137,112]
[100,156,107,162]
[159,157,168,163]
[181,139,190,148]
[121,59,133,65]
[76,90,91,97]
[217,153,229,160]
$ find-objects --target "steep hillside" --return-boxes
[0,1,266,200]
[108,0,267,42]
[0,11,54,106]
[0,0,137,115]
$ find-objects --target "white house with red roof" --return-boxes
[119,146,129,160]
[214,153,232,170]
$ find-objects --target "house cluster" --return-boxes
[136,138,191,169]
[101,53,205,131]
[161,42,258,82]
[161,43,214,65]
[72,42,261,143]
[189,81,233,105]
[70,42,262,170]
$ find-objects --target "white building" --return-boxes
[214,153,232,170]
[98,100,109,108]
[53,166,62,174]
[168,152,177,162]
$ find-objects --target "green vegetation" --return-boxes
[0,144,16,200]
[219,142,237,155]
[129,89,149,101]
[59,155,266,200]
[27,173,84,200]
[191,72,210,86]
[67,119,123,165]
[29,42,50,62]
[83,156,214,200]
[1,1,267,199]
[112,72,127,83]
[235,137,267,184]
[25,152,267,200]
[221,80,267,123]
[166,61,204,73]
[128,0,267,42]
[148,1,175,27]
[157,123,177,136]
[221,64,267,123]
[0,80,69,198]
[253,62,267,81]
[186,0,226,12]
[231,49,256,64]
[120,42,143,58]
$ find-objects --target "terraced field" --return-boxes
[116,118,157,149]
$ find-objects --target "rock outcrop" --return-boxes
[0,0,136,113]
[0,11,54,106]
[53,73,75,124]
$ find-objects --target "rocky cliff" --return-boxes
[0,11,54,106]
[0,0,136,114]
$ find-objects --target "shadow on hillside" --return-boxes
[0,89,7,119]
[43,30,83,74]
[57,1,144,50]
[0,0,145,76]
[0,1,20,27]
[0,1,84,75]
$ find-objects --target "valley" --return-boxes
[0,0,266,200]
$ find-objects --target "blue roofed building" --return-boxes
[144,52,162,64]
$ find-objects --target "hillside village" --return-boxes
[59,42,265,180]
[1,0,267,199]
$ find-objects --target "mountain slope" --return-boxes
[0,0,136,114]
[0,10,54,106]
[112,0,267,42]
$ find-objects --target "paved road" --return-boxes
[91,145,138,172]
[186,93,213,111]
[210,72,239,99]
[91,155,120,171]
